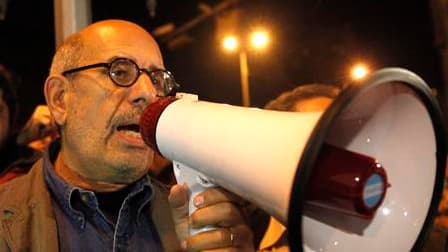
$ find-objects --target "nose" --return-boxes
[127,73,157,108]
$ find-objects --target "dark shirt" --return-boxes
[43,141,163,252]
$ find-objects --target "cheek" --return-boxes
[68,93,107,126]
[65,98,102,141]
[67,104,92,130]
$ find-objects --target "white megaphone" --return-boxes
[139,68,446,252]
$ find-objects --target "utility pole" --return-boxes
[53,0,91,48]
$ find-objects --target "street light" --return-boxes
[351,63,370,80]
[222,35,239,51]
[222,28,270,107]
[250,30,269,49]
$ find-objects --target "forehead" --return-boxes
[83,23,164,68]
[293,96,332,112]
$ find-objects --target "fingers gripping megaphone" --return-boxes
[140,68,447,251]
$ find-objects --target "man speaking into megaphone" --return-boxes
[0,20,256,252]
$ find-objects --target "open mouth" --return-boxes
[117,124,141,138]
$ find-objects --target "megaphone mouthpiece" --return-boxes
[140,96,178,154]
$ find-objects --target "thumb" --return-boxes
[168,183,190,241]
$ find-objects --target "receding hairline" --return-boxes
[49,33,87,75]
[49,19,160,75]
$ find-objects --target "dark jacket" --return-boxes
[0,159,181,252]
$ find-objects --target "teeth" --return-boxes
[121,130,142,138]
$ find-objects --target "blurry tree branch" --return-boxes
[152,0,240,45]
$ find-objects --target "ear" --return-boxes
[44,74,69,126]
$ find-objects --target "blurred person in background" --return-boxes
[0,103,58,184]
[264,83,340,112]
[0,64,43,183]
[0,64,20,169]
[16,104,58,152]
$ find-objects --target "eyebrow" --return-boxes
[106,55,131,62]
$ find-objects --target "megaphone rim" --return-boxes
[287,67,447,252]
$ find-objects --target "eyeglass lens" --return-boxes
[149,70,177,96]
[109,59,176,96]
[110,59,139,86]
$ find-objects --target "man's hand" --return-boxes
[169,184,255,251]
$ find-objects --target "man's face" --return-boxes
[60,23,163,184]
[0,91,10,149]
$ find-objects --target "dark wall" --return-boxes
[0,0,443,125]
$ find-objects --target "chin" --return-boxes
[110,162,149,183]
[102,151,152,181]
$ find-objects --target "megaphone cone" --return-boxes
[140,68,446,251]
[289,68,446,251]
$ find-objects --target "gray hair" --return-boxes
[264,83,341,111]
[49,33,90,75]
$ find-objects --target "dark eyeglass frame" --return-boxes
[62,57,179,97]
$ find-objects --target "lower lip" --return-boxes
[115,130,146,147]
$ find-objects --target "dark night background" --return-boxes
[0,0,443,127]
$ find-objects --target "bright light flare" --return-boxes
[351,64,369,80]
[250,30,269,49]
[222,35,239,51]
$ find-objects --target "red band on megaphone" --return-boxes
[140,96,178,155]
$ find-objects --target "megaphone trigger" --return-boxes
[173,161,217,235]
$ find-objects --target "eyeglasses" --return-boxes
[62,57,180,97]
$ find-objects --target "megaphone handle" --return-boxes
[172,161,217,235]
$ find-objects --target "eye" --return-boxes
[150,74,160,85]
[109,60,137,85]
[110,68,129,79]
